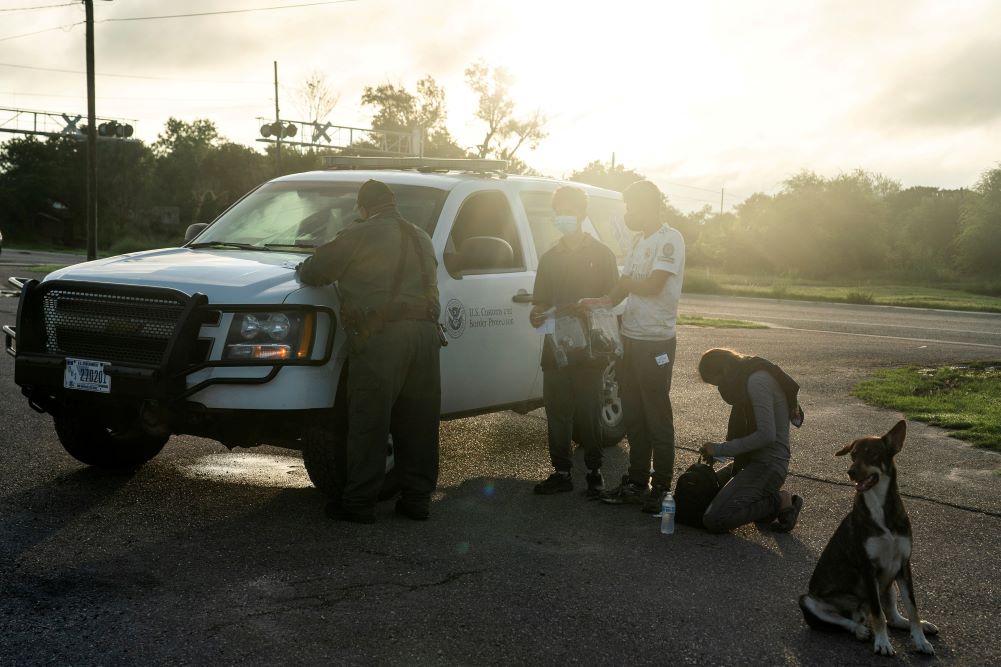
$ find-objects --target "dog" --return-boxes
[799,420,938,656]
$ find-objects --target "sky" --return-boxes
[1,0,1000,211]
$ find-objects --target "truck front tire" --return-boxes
[53,412,168,468]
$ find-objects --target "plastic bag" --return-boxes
[551,307,622,368]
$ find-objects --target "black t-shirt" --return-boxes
[532,234,619,368]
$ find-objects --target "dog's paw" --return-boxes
[912,635,935,655]
[854,624,872,641]
[873,634,895,656]
[920,620,939,635]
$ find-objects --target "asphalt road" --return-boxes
[2,269,999,666]
[0,248,85,268]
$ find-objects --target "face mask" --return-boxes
[554,215,579,235]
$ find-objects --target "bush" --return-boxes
[105,232,177,256]
[845,287,875,304]
[682,271,723,294]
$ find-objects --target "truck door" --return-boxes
[435,186,542,416]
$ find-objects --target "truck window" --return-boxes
[520,190,628,260]
[586,196,629,258]
[444,191,525,276]
[194,181,447,250]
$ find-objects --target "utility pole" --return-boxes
[611,152,616,170]
[84,0,97,261]
[720,185,725,215]
[273,61,281,176]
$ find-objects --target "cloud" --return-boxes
[873,36,1001,128]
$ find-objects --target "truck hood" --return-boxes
[45,247,310,304]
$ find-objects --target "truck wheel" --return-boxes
[302,428,400,501]
[573,362,626,449]
[52,412,168,468]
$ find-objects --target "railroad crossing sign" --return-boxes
[0,106,135,140]
[256,117,423,156]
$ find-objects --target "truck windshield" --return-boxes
[192,181,448,251]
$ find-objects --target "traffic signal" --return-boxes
[97,121,134,138]
[259,121,297,139]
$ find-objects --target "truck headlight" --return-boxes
[225,311,314,360]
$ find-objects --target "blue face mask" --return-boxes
[554,215,579,235]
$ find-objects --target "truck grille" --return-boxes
[41,287,187,365]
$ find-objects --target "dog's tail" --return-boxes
[799,595,847,633]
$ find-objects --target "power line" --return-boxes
[0,21,82,42]
[661,180,724,195]
[0,90,271,103]
[0,61,266,84]
[102,0,359,22]
[0,1,76,11]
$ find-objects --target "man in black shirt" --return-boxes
[529,186,619,496]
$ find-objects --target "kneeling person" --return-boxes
[698,348,805,533]
[529,186,618,497]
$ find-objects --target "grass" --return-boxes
[23,264,71,274]
[678,314,768,329]
[682,269,1001,313]
[852,362,1001,451]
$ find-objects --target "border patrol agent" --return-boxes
[297,179,442,523]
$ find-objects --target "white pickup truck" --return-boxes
[4,157,629,495]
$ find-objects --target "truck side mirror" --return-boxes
[184,223,208,243]
[455,236,514,274]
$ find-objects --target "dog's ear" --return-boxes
[835,441,855,457]
[884,420,906,454]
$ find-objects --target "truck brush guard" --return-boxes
[5,279,334,412]
[11,279,208,404]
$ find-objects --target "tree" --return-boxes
[296,71,339,124]
[360,75,466,157]
[569,160,647,192]
[956,165,1001,275]
[464,61,547,168]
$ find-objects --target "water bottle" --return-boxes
[660,492,676,535]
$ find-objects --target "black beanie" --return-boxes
[356,179,396,210]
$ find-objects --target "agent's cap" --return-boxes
[356,179,396,210]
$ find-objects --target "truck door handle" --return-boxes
[511,291,533,303]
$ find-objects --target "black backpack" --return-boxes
[674,462,721,528]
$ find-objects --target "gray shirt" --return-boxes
[715,370,790,474]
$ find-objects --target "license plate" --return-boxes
[64,357,111,393]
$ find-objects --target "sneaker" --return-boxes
[600,475,648,505]
[534,472,573,495]
[584,471,605,499]
[642,483,670,514]
[774,494,803,532]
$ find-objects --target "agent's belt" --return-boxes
[381,303,437,323]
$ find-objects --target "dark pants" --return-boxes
[619,336,676,488]
[341,319,441,513]
[702,461,785,533]
[542,364,604,473]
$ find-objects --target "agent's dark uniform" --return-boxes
[533,234,618,485]
[297,180,441,522]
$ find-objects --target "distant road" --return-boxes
[680,293,1001,351]
[0,248,85,268]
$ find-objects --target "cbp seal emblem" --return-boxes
[445,298,466,339]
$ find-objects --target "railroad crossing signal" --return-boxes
[97,120,134,138]
[260,121,297,139]
[0,107,136,141]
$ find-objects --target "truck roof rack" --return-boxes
[322,156,508,174]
